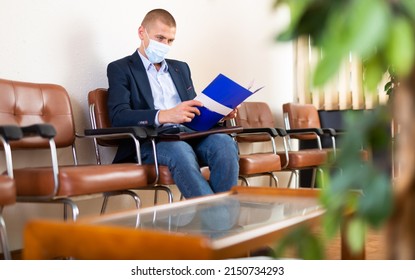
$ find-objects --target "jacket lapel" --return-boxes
[167,60,189,101]
[128,51,155,109]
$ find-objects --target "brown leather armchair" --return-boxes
[282,103,369,187]
[232,102,284,186]
[88,88,176,204]
[0,125,22,259]
[235,102,328,188]
[282,102,369,161]
[0,78,151,221]
[282,102,337,156]
[88,88,212,203]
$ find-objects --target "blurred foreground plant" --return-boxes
[272,0,415,259]
[274,0,415,90]
[320,106,393,254]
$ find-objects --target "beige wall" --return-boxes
[0,0,294,251]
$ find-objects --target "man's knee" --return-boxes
[208,135,238,161]
[158,141,198,166]
[217,135,238,153]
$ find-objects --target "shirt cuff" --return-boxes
[154,110,161,127]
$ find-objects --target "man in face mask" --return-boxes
[106,8,239,199]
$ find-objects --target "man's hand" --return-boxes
[158,100,203,124]
[222,105,240,121]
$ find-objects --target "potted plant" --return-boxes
[272,0,415,259]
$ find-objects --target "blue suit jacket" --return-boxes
[107,51,197,163]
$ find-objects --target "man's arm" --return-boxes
[158,100,203,124]
[107,61,158,127]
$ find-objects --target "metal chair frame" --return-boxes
[88,102,173,205]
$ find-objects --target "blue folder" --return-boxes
[184,74,261,131]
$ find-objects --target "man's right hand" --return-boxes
[158,100,203,124]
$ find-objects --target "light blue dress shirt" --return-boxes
[138,50,181,126]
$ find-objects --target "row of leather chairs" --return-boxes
[88,89,337,189]
[0,78,180,259]
[233,102,332,188]
[0,77,336,259]
[0,78,242,259]
[87,89,333,190]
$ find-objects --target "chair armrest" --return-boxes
[21,124,56,138]
[235,127,288,138]
[239,127,280,137]
[0,125,23,141]
[285,128,324,136]
[158,126,244,141]
[331,128,346,135]
[83,127,150,165]
[274,127,288,137]
[0,125,22,177]
[336,129,346,133]
[285,128,325,150]
[84,127,148,140]
[234,127,282,154]
[321,128,337,137]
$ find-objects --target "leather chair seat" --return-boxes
[239,153,281,175]
[145,165,210,185]
[13,163,147,197]
[0,175,16,206]
[278,149,327,169]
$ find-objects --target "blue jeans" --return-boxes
[140,133,239,198]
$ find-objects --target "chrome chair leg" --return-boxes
[269,173,279,187]
[239,176,250,186]
[287,170,298,188]
[101,190,141,214]
[61,199,80,221]
[0,208,11,260]
[152,186,173,205]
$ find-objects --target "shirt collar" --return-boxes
[137,49,169,73]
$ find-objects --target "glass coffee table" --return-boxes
[23,187,326,259]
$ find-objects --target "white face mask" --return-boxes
[144,29,171,64]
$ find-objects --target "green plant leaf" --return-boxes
[310,0,390,88]
[358,173,393,227]
[298,231,325,259]
[387,88,393,95]
[276,0,328,42]
[385,16,415,77]
[272,225,324,259]
[363,54,386,92]
[345,0,389,58]
[401,0,415,21]
[384,81,392,92]
[346,217,366,253]
[322,210,342,239]
[274,0,313,41]
[312,53,342,87]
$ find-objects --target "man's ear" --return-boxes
[138,26,145,40]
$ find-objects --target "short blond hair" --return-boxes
[141,9,176,29]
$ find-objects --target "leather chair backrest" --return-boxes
[87,88,118,147]
[0,78,75,148]
[282,103,320,141]
[88,88,111,130]
[234,102,276,143]
[0,175,15,206]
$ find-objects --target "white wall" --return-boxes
[0,0,294,251]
